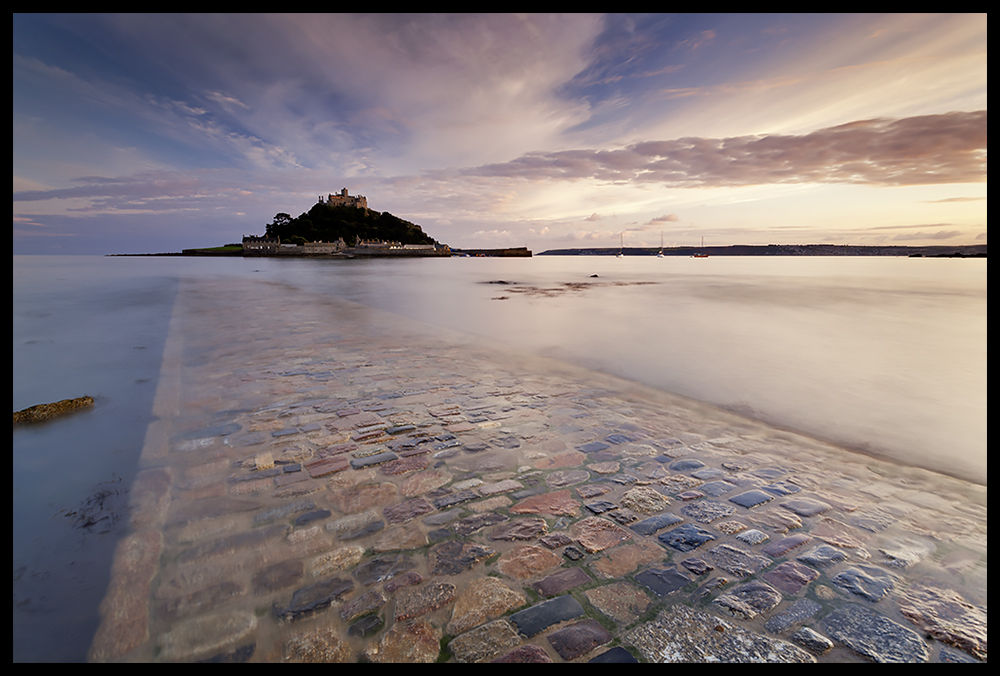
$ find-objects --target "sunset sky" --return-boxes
[13,13,987,254]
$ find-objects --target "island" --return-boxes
[133,189,531,258]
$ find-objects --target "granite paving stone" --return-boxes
[449,619,522,663]
[822,604,930,662]
[712,580,783,619]
[705,543,772,577]
[831,564,898,602]
[680,500,737,523]
[624,605,814,662]
[728,489,776,509]
[630,512,684,536]
[532,567,592,597]
[509,594,586,637]
[497,544,562,580]
[547,619,613,661]
[570,516,633,553]
[762,560,820,594]
[658,523,717,552]
[584,582,652,625]
[635,566,693,597]
[492,645,553,663]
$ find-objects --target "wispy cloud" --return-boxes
[466,111,986,188]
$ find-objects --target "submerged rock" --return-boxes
[14,395,94,424]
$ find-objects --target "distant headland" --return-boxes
[539,243,986,257]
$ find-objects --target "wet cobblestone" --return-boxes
[89,277,987,662]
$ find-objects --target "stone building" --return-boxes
[242,235,279,254]
[321,188,368,209]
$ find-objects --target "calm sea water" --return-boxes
[12,253,986,661]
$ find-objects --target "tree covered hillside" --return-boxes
[264,203,439,246]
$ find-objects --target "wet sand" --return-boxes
[88,275,987,663]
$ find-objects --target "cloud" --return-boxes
[649,213,680,223]
[466,110,986,188]
[892,229,963,241]
[584,212,602,221]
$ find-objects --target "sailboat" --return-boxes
[693,236,709,258]
[617,232,624,258]
[657,232,664,258]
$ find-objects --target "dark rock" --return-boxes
[585,500,618,514]
[453,512,509,536]
[563,546,585,561]
[350,451,399,469]
[337,519,385,540]
[589,646,638,663]
[275,577,354,622]
[630,512,684,536]
[509,594,585,637]
[577,441,610,453]
[547,619,613,660]
[348,614,384,637]
[492,645,553,663]
[635,566,692,597]
[294,509,332,526]
[658,523,717,552]
[539,532,573,549]
[177,524,288,563]
[679,557,713,576]
[431,489,479,510]
[353,555,417,586]
[431,540,495,575]
[728,489,776,509]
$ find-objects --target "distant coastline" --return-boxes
[538,243,986,257]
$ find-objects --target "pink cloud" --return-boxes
[468,110,986,188]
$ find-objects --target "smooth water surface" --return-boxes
[12,253,987,660]
[262,254,987,483]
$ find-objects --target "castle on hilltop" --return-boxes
[320,188,368,210]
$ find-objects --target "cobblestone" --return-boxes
[88,277,987,663]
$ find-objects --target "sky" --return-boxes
[13,13,987,254]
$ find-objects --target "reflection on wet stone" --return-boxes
[92,277,985,663]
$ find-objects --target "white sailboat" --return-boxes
[617,232,624,258]
[657,231,664,258]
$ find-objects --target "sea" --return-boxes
[12,253,987,662]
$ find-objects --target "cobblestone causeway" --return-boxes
[89,276,987,663]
